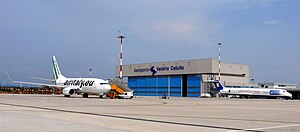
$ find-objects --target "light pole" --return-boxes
[89,68,92,77]
[218,42,221,81]
[216,42,222,98]
[242,73,246,87]
[118,32,125,81]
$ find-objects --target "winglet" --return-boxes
[6,72,12,82]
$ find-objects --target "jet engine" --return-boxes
[63,87,76,96]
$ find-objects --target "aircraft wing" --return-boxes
[32,77,55,82]
[10,80,65,88]
[7,73,64,88]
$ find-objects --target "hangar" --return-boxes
[117,58,252,97]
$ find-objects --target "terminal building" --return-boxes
[117,58,254,97]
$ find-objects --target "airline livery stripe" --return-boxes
[52,58,58,80]
[64,79,95,88]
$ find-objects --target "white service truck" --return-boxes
[116,91,133,99]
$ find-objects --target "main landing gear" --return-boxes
[83,93,89,98]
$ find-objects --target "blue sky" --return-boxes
[0,0,299,84]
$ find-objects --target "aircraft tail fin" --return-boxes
[6,72,12,82]
[52,56,66,80]
[214,80,224,91]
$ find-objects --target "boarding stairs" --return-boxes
[106,78,133,99]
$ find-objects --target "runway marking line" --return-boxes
[225,124,300,132]
[104,113,300,125]
[0,102,263,132]
[248,124,300,131]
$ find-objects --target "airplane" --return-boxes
[8,56,112,98]
[212,80,292,99]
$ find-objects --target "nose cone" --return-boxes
[287,93,292,98]
[284,92,293,98]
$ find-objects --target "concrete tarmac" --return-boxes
[0,94,299,132]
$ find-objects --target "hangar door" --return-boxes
[127,76,182,97]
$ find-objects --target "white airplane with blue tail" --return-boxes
[212,80,292,99]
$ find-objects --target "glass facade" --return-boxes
[128,75,201,97]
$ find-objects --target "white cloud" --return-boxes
[150,20,198,40]
[220,0,288,10]
[236,6,251,10]
[264,20,281,25]
[130,16,221,46]
[259,0,287,7]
